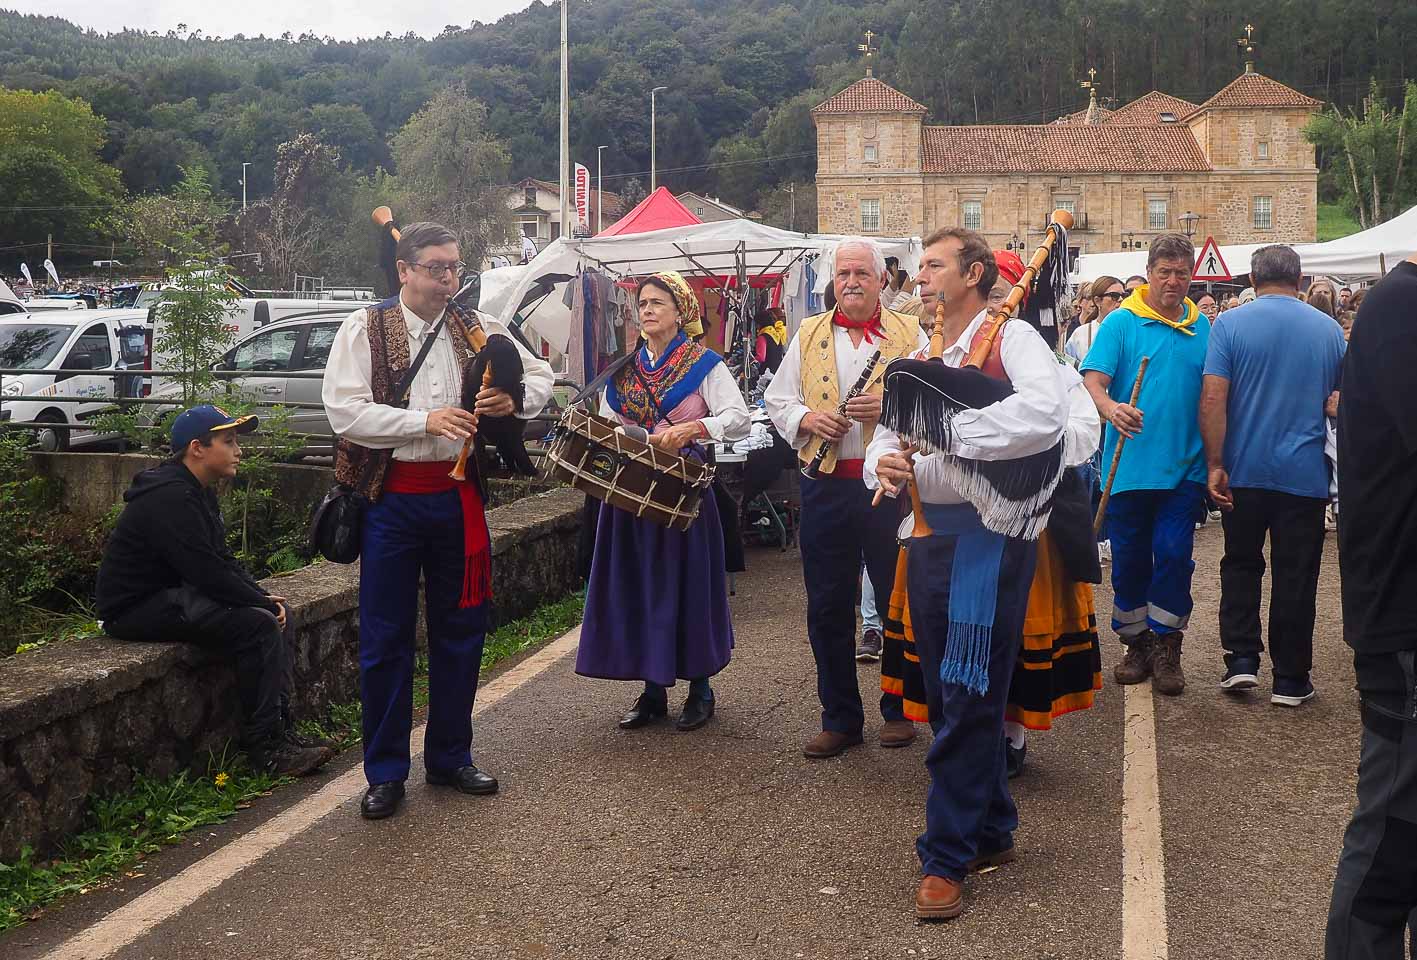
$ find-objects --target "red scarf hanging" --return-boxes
[832,302,885,343]
[383,461,490,609]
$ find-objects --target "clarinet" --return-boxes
[801,349,883,479]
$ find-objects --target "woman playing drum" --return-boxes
[576,270,750,731]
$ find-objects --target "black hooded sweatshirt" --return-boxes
[96,461,277,622]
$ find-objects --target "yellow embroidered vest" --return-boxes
[796,308,920,474]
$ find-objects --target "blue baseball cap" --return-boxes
[170,404,258,452]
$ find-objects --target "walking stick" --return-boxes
[1093,356,1149,537]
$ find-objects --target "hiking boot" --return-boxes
[252,736,333,778]
[1151,632,1186,696]
[855,628,883,662]
[1114,633,1155,685]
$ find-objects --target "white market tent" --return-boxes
[1073,203,1417,283]
[495,219,922,358]
[0,278,22,309]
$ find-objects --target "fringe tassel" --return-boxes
[941,621,993,696]
[936,443,1066,541]
[460,548,491,609]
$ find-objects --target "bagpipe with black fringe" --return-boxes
[878,209,1074,540]
[372,206,535,478]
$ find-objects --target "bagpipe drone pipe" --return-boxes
[878,210,1075,540]
[372,206,535,478]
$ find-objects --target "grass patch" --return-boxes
[1317,202,1362,241]
[0,749,284,932]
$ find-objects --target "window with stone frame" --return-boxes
[1054,197,1077,216]
[963,200,982,231]
[864,142,878,163]
[861,199,882,233]
[1258,141,1270,160]
[1253,196,1273,230]
[1147,199,1168,231]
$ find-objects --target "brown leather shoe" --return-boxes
[915,875,965,920]
[1151,631,1186,696]
[1113,632,1155,685]
[802,729,864,759]
[880,720,917,748]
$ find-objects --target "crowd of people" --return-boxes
[89,217,1415,951]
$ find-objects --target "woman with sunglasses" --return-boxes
[1064,275,1124,368]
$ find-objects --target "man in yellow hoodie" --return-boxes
[1080,235,1210,696]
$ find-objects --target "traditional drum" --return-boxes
[541,406,716,532]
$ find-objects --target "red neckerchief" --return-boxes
[832,302,885,344]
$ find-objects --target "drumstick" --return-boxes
[1093,356,1149,536]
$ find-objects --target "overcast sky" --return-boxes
[4,0,540,41]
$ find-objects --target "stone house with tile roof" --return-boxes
[812,71,1321,254]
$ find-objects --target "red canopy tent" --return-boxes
[596,187,701,237]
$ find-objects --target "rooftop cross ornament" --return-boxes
[1236,23,1257,73]
[858,30,878,78]
[1080,67,1100,123]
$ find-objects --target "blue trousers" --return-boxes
[359,488,488,786]
[798,474,904,733]
[1106,482,1203,642]
[908,532,1037,881]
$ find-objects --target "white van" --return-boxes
[0,309,152,450]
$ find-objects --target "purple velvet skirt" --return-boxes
[576,485,735,687]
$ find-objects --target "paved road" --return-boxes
[6,523,1358,959]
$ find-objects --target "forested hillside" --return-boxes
[2,0,1413,279]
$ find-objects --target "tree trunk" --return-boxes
[1344,136,1368,229]
[1391,85,1411,219]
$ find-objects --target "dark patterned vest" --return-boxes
[333,298,481,502]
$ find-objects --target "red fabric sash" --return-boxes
[967,323,1010,384]
[832,458,865,479]
[383,461,490,609]
[832,303,885,344]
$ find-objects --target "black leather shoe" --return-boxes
[676,693,715,731]
[426,765,499,795]
[618,693,668,730]
[360,781,405,820]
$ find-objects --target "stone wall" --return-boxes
[0,486,584,862]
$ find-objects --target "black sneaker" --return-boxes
[856,628,883,663]
[252,737,333,778]
[1005,740,1027,779]
[1220,657,1260,693]
[1271,676,1316,707]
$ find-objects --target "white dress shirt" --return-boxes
[323,295,555,462]
[1060,363,1102,468]
[865,309,1069,504]
[765,322,930,462]
[598,351,750,442]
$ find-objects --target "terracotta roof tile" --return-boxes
[1193,72,1321,111]
[812,77,928,115]
[923,125,1212,174]
[1102,91,1200,125]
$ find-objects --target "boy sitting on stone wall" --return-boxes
[96,405,331,777]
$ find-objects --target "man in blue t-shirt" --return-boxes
[1199,245,1345,707]
[1081,235,1210,696]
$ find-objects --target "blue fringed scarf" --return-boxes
[920,502,1008,696]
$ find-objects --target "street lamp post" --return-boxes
[650,86,668,193]
[240,162,251,213]
[558,0,570,242]
[1179,210,1201,238]
[596,144,608,233]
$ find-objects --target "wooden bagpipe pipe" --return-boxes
[372,206,535,478]
[874,209,1075,540]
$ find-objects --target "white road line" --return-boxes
[41,625,584,960]
[1121,681,1169,960]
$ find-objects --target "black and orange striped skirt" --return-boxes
[881,530,1102,730]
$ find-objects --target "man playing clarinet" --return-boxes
[866,228,1069,920]
[323,221,554,820]
[765,237,927,758]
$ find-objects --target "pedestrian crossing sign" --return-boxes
[1192,236,1232,281]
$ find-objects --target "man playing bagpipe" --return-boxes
[764,237,929,758]
[865,227,1071,920]
[323,221,555,821]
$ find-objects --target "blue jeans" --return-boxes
[860,563,881,633]
[1106,482,1204,641]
